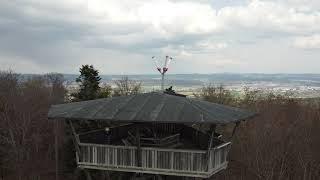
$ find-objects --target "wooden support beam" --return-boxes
[68,120,78,141]
[231,122,240,138]
[136,125,142,167]
[206,125,216,171]
[105,171,111,180]
[207,125,216,151]
[68,120,82,159]
[54,119,59,180]
[84,169,92,180]
[156,174,163,180]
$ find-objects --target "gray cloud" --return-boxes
[0,0,319,74]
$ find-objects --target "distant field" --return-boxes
[22,73,320,98]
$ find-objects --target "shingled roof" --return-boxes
[48,92,255,124]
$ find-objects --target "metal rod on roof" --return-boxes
[153,55,173,92]
[161,73,165,91]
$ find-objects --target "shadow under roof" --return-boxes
[48,92,256,124]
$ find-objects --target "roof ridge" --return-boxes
[149,93,167,121]
[183,97,219,124]
[194,99,241,121]
[130,93,153,120]
[108,95,136,119]
[90,98,114,118]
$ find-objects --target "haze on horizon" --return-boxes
[1,0,320,74]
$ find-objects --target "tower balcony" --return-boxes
[77,141,231,178]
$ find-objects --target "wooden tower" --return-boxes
[48,90,255,179]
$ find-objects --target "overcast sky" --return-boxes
[0,0,320,74]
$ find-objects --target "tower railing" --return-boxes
[77,142,231,178]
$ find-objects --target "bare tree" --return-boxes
[0,71,66,180]
[113,76,142,96]
[98,85,112,98]
[210,88,320,180]
[194,84,237,106]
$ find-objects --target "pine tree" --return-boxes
[73,65,101,101]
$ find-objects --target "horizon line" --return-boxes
[18,72,320,76]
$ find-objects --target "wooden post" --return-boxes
[84,169,92,180]
[207,125,216,171]
[207,125,216,151]
[231,122,240,138]
[68,119,81,159]
[54,119,59,180]
[105,171,111,180]
[136,125,142,167]
[156,174,163,180]
[170,151,174,170]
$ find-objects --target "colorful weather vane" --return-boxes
[152,55,173,91]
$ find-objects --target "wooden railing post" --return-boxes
[136,125,142,167]
[170,151,174,170]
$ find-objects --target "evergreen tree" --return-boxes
[73,65,101,101]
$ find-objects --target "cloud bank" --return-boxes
[0,0,319,74]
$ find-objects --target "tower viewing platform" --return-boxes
[48,92,255,179]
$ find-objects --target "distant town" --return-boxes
[57,73,320,98]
